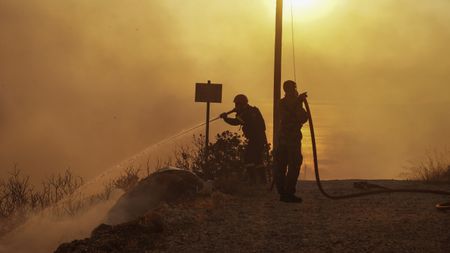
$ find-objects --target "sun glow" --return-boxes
[291,0,337,22]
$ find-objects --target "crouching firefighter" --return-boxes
[220,94,268,184]
[274,80,308,203]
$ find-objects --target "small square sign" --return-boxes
[195,83,222,103]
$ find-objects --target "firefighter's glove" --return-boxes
[298,92,308,102]
[219,112,228,119]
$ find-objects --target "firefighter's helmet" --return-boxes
[233,94,249,105]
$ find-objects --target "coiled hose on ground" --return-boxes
[303,98,450,210]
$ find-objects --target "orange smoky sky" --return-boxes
[1,0,449,181]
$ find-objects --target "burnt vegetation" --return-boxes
[0,167,83,219]
[403,148,450,184]
[0,167,84,236]
[113,166,140,192]
[0,166,129,236]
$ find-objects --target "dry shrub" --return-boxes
[39,169,84,208]
[403,148,450,184]
[0,167,85,237]
[0,167,31,218]
[0,167,84,218]
[0,166,134,236]
[171,131,272,193]
[172,131,247,180]
[113,166,140,192]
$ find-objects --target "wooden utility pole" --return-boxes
[273,0,283,150]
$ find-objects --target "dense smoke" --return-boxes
[0,0,211,181]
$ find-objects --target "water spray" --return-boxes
[157,109,236,147]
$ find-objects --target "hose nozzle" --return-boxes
[218,109,236,120]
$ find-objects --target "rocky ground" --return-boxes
[57,180,450,253]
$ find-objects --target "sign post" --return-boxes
[195,80,222,163]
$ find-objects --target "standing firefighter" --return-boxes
[220,94,268,184]
[274,80,308,203]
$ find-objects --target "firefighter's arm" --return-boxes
[298,92,308,102]
[223,116,243,126]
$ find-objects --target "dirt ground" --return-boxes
[153,180,450,253]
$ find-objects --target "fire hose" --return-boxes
[303,97,450,210]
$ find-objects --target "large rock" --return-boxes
[106,167,204,225]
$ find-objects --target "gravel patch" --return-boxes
[154,180,450,253]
